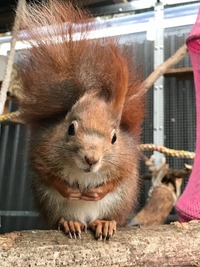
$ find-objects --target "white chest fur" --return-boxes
[46,184,123,224]
[44,166,124,224]
[60,190,122,224]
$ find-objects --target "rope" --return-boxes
[0,0,26,115]
[0,110,21,123]
[140,143,195,160]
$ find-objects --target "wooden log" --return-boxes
[0,222,200,266]
[132,160,181,226]
[131,185,174,226]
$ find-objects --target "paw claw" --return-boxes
[96,234,102,241]
[73,232,77,239]
[69,231,73,239]
[89,220,117,241]
[106,234,111,241]
[58,218,85,239]
[77,232,81,239]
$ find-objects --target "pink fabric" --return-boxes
[176,8,200,221]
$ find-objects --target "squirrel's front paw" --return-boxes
[58,217,86,239]
[89,220,116,241]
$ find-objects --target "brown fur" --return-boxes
[17,1,146,229]
[18,1,144,133]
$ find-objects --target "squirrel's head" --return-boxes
[61,93,119,173]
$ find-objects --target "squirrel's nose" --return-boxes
[84,156,98,166]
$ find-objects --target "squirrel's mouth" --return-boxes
[81,164,98,173]
[82,164,100,173]
[83,168,91,173]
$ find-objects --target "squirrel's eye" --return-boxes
[68,123,75,136]
[111,133,117,144]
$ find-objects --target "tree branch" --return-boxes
[142,168,191,181]
[143,44,188,93]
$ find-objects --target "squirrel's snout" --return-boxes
[84,156,99,166]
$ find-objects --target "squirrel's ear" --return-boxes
[111,49,129,116]
[121,82,145,136]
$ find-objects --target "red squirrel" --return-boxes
[17,1,145,240]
